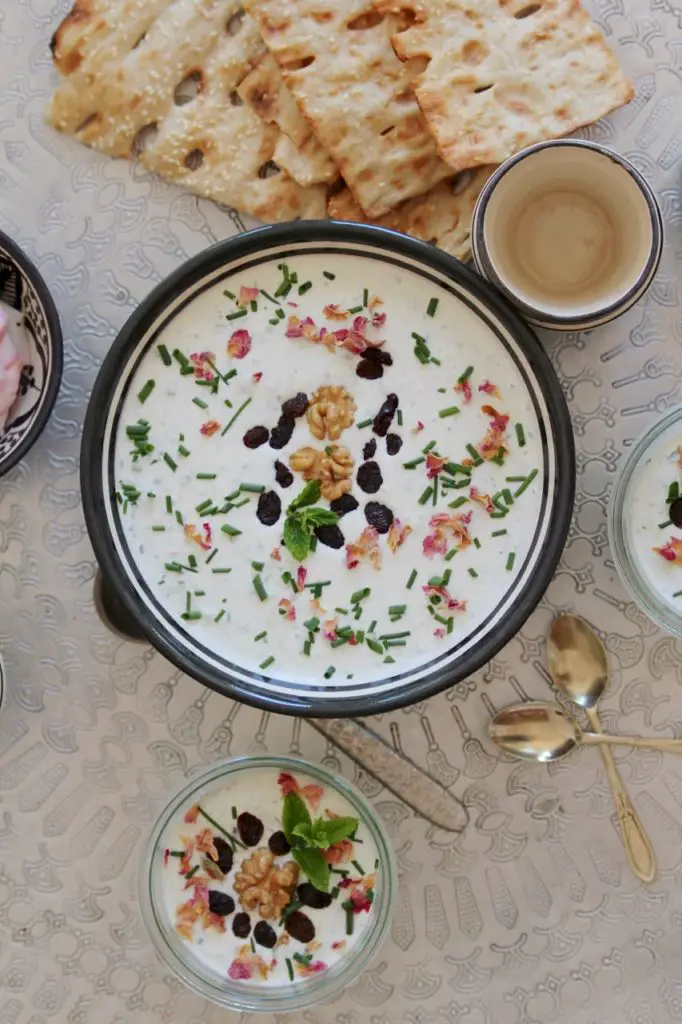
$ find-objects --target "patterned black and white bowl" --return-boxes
[81,222,575,716]
[0,232,63,477]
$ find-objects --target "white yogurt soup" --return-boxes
[158,765,380,985]
[623,416,682,617]
[114,254,545,686]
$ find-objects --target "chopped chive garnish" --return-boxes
[303,640,312,656]
[430,356,441,366]
[269,317,279,326]
[673,590,682,598]
[423,440,437,453]
[389,604,407,616]
[447,616,454,635]
[240,483,265,493]
[226,308,248,321]
[260,289,280,305]
[165,561,182,572]
[221,397,252,436]
[350,587,371,604]
[253,575,268,602]
[385,639,406,647]
[231,805,237,820]
[324,666,336,679]
[502,488,514,506]
[438,405,460,418]
[151,525,166,532]
[458,365,474,383]
[252,560,265,571]
[335,607,349,615]
[184,865,200,879]
[221,524,242,537]
[506,476,527,482]
[426,297,439,317]
[223,289,235,299]
[193,397,208,410]
[492,528,508,537]
[298,281,313,295]
[367,620,377,633]
[196,472,216,480]
[490,510,507,518]
[213,609,226,623]
[187,554,197,569]
[397,409,403,426]
[196,499,213,515]
[406,569,417,589]
[515,423,526,447]
[468,567,479,578]
[173,348,190,367]
[403,456,425,469]
[163,453,177,472]
[506,552,516,571]
[473,537,481,549]
[668,482,680,503]
[178,445,190,458]
[366,638,384,655]
[175,510,184,525]
[331,637,348,648]
[250,300,257,312]
[379,631,410,641]
[157,344,172,365]
[348,305,363,314]
[286,958,294,982]
[418,486,433,505]
[357,418,373,429]
[181,611,202,621]
[211,567,232,575]
[465,443,483,465]
[445,548,458,561]
[448,496,468,509]
[514,468,539,497]
[658,520,673,529]
[323,270,336,280]
[254,630,267,641]
[352,859,365,875]
[432,476,439,506]
[259,655,275,671]
[363,288,369,307]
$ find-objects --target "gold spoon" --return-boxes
[489,701,682,760]
[547,614,656,884]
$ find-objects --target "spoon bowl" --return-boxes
[547,614,608,708]
[489,701,580,762]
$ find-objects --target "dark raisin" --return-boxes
[386,433,403,456]
[363,438,377,460]
[365,501,394,534]
[237,811,265,846]
[372,393,399,436]
[274,460,294,488]
[285,910,316,944]
[282,392,308,418]
[356,359,383,380]
[208,890,235,916]
[314,524,345,549]
[357,461,383,494]
[232,912,251,938]
[363,347,393,367]
[211,836,234,874]
[297,882,333,909]
[257,490,282,527]
[243,425,269,449]
[268,830,291,855]
[329,494,359,517]
[253,921,277,948]
[269,415,296,449]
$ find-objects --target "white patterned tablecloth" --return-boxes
[1,2,682,1023]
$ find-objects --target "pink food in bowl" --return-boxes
[0,309,22,432]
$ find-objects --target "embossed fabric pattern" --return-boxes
[1,1,682,1023]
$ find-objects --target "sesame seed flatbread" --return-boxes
[47,0,326,222]
[243,0,452,217]
[377,0,633,172]
[328,167,494,261]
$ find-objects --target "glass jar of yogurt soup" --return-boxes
[609,406,682,637]
[139,755,396,1012]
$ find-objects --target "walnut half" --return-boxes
[289,444,354,501]
[233,848,299,920]
[306,385,356,441]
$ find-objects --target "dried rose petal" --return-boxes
[237,285,259,307]
[200,419,221,437]
[278,598,296,622]
[227,329,252,359]
[653,537,682,563]
[426,451,448,478]
[184,804,200,824]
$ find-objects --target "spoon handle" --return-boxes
[583,733,682,752]
[584,707,656,884]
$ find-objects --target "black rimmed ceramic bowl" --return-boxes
[0,232,63,477]
[81,222,575,716]
[471,140,663,332]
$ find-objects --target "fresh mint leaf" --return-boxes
[298,507,340,528]
[283,516,310,562]
[292,846,330,893]
[292,822,313,843]
[288,480,321,514]
[315,815,358,847]
[282,791,311,842]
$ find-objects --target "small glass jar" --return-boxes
[139,754,397,1013]
[608,405,682,638]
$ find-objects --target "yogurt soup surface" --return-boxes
[114,254,545,686]
[625,418,682,611]
[158,766,379,985]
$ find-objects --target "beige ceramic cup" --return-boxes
[471,140,663,331]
